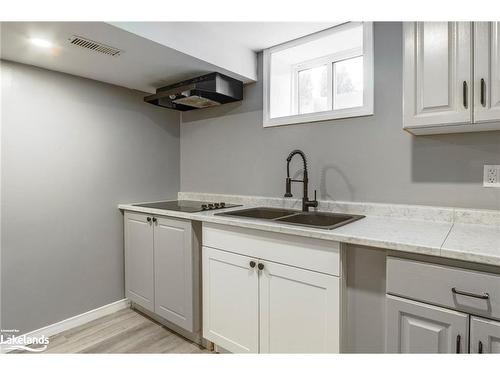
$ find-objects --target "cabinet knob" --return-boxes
[146,217,152,222]
[258,263,264,271]
[249,261,256,268]
[152,217,157,223]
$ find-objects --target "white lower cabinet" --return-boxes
[470,316,500,354]
[202,223,342,353]
[124,211,200,334]
[386,256,500,354]
[153,216,197,331]
[259,260,340,353]
[386,295,468,353]
[202,247,259,353]
[125,212,155,311]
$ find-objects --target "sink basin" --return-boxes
[218,207,299,220]
[217,207,364,229]
[276,211,364,229]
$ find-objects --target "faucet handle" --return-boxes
[284,177,293,197]
[312,190,318,208]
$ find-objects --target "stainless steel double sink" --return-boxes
[216,207,364,230]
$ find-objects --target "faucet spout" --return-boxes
[284,149,318,212]
[286,150,308,181]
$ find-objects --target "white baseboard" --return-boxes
[1,298,130,353]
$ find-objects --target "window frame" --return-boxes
[263,22,374,128]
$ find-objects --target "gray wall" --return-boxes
[1,61,180,333]
[345,245,386,353]
[180,22,500,210]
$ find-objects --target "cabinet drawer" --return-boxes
[203,222,340,276]
[387,256,500,320]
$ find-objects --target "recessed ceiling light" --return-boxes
[30,38,52,48]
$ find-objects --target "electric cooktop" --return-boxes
[133,200,241,213]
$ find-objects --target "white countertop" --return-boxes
[441,223,500,265]
[118,193,500,267]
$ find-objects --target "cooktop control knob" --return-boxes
[220,202,226,208]
[201,204,208,210]
[214,203,220,208]
[208,203,214,209]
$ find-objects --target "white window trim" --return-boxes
[263,22,374,128]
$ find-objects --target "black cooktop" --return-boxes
[133,200,241,213]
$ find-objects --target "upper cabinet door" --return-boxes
[386,295,468,353]
[154,217,196,332]
[124,212,154,311]
[474,22,500,123]
[403,22,472,130]
[259,260,340,353]
[470,316,500,353]
[202,247,259,353]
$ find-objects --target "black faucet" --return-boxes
[284,150,318,212]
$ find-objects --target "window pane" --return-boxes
[333,56,363,110]
[298,65,328,115]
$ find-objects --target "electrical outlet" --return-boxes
[483,165,500,187]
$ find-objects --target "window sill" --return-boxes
[263,105,374,128]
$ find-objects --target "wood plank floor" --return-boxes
[17,308,210,354]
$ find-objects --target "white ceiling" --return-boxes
[186,22,342,51]
[1,22,338,93]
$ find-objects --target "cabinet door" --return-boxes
[259,260,340,353]
[470,316,500,353]
[154,217,196,332]
[474,22,500,123]
[124,212,154,311]
[403,22,472,129]
[202,247,259,353]
[386,295,468,353]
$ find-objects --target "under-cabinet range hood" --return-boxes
[144,72,243,111]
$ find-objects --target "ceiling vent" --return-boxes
[68,36,122,57]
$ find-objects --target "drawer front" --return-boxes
[202,222,340,276]
[387,256,500,320]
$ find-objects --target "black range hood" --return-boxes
[144,72,243,111]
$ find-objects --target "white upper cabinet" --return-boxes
[474,22,500,123]
[403,22,500,135]
[403,22,472,132]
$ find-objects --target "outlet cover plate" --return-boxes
[484,165,500,187]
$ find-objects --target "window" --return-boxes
[263,22,374,127]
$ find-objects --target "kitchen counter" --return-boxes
[118,192,500,267]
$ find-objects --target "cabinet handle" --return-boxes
[463,81,468,109]
[258,263,264,271]
[146,217,152,223]
[451,287,489,300]
[249,261,256,268]
[456,334,461,354]
[478,340,483,354]
[480,78,486,107]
